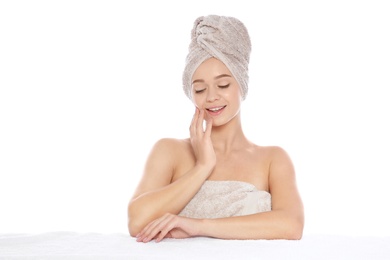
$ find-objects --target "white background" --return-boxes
[1,0,389,236]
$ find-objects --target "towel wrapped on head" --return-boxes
[182,15,252,100]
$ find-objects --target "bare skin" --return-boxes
[128,58,304,242]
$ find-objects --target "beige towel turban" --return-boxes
[182,15,252,100]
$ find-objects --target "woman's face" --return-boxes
[191,58,242,126]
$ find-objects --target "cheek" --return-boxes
[191,96,203,109]
[229,88,243,103]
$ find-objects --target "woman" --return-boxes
[128,14,304,242]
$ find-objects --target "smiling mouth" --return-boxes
[206,106,226,112]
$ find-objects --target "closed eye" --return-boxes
[218,84,230,88]
[195,89,206,94]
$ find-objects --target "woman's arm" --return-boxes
[201,146,304,239]
[199,211,303,240]
[128,140,213,236]
[135,146,304,241]
[128,109,216,237]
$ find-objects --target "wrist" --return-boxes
[197,218,211,237]
[194,162,215,176]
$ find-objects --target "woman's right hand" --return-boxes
[189,108,216,171]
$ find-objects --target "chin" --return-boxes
[210,117,229,127]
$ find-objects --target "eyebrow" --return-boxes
[192,74,232,84]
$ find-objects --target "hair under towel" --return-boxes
[182,15,252,100]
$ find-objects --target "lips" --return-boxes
[206,105,226,116]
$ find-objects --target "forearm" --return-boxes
[128,164,212,236]
[199,210,304,240]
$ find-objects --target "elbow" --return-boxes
[128,219,142,237]
[128,200,155,237]
[127,202,144,237]
[286,224,303,240]
[271,210,304,240]
[284,215,304,240]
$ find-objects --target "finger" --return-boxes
[136,216,166,242]
[156,218,178,242]
[196,109,205,136]
[190,107,199,137]
[164,231,173,239]
[139,220,165,242]
[145,214,175,243]
[204,118,213,137]
[136,222,153,242]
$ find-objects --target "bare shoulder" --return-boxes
[251,145,295,180]
[252,145,292,163]
[131,138,192,200]
[268,146,293,162]
[151,137,191,155]
[260,146,297,190]
[148,137,193,166]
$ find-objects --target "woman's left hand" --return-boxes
[135,213,201,243]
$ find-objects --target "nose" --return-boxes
[206,87,220,102]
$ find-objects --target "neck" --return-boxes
[210,113,248,154]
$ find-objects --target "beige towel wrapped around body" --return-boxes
[179,181,271,219]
